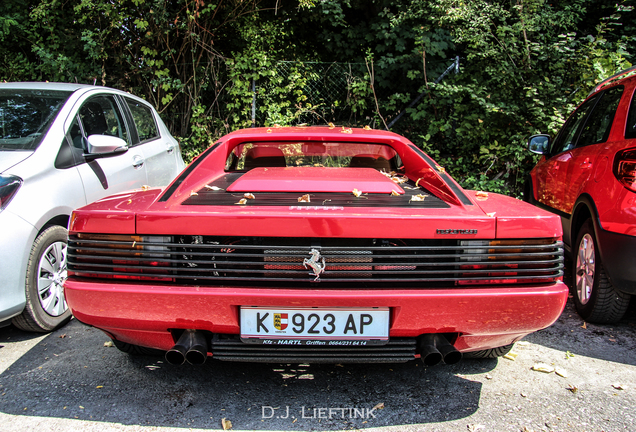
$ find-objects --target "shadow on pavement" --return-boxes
[0,320,498,430]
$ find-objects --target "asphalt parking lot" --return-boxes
[1,297,635,432]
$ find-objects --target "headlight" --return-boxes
[0,174,22,212]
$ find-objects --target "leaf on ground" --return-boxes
[566,384,578,393]
[103,341,114,347]
[532,363,555,373]
[555,366,568,378]
[612,383,625,390]
[59,334,66,339]
[96,386,103,389]
[581,322,587,329]
[467,424,485,431]
[221,418,232,430]
[372,402,385,410]
[298,194,311,203]
[503,352,518,361]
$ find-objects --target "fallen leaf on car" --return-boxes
[266,128,272,133]
[244,193,255,200]
[352,188,362,197]
[503,352,518,361]
[475,191,489,200]
[486,212,496,217]
[298,194,311,203]
[372,402,385,410]
[205,185,223,191]
[141,185,150,191]
[235,199,247,205]
[436,165,446,173]
[415,177,423,187]
[364,125,371,130]
[612,383,625,390]
[566,384,578,393]
[127,199,132,204]
[221,418,232,430]
[531,363,555,373]
[555,366,568,378]
[328,122,335,129]
[391,190,400,196]
[341,127,353,134]
[103,341,114,347]
[391,175,408,184]
[410,194,428,202]
[190,191,198,196]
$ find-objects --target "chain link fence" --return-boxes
[252,61,368,126]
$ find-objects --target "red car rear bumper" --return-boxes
[65,280,568,354]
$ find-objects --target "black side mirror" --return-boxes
[527,134,551,155]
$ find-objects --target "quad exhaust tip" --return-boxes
[417,334,462,366]
[165,329,209,365]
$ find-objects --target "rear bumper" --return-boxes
[65,279,568,354]
[597,227,636,295]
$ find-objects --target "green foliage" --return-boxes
[1,0,634,186]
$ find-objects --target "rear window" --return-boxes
[225,141,401,172]
[0,89,72,151]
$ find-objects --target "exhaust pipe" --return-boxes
[433,335,463,365]
[165,330,209,365]
[417,334,463,366]
[417,334,443,366]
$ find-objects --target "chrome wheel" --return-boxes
[37,240,68,317]
[575,233,595,305]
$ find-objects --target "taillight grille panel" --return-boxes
[67,235,563,287]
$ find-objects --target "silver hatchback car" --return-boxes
[0,83,185,332]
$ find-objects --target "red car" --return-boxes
[526,66,636,324]
[65,127,567,365]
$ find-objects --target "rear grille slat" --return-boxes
[210,336,417,363]
[68,235,564,287]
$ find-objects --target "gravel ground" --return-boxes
[1,296,635,432]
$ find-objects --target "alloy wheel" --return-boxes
[37,240,68,317]
[575,233,595,305]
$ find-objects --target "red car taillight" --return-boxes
[614,148,636,192]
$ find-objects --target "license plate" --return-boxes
[240,307,389,345]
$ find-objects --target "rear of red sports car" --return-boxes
[65,127,567,365]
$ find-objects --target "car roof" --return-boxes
[0,82,108,92]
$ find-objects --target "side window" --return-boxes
[550,95,598,155]
[577,86,623,146]
[79,95,129,144]
[625,88,636,139]
[125,98,159,143]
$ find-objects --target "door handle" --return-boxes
[132,155,145,169]
[167,146,175,154]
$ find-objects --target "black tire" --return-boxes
[572,219,630,324]
[464,343,514,359]
[112,339,164,356]
[12,226,72,332]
